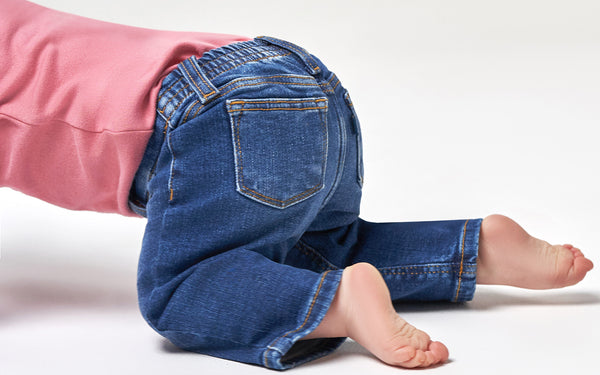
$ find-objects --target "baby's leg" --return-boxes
[299,215,593,368]
[295,217,482,368]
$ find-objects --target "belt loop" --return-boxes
[255,36,321,76]
[177,57,219,104]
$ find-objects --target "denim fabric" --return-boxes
[128,36,482,370]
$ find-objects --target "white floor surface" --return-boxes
[2,1,599,374]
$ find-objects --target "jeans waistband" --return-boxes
[128,36,332,216]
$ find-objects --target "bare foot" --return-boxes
[303,263,449,368]
[477,214,594,289]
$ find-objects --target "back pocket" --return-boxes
[227,97,329,209]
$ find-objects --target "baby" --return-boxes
[0,0,594,370]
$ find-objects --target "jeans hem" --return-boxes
[453,218,482,302]
[262,269,344,370]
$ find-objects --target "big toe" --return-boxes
[558,246,594,287]
[572,255,594,279]
[430,341,450,364]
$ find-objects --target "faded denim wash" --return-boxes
[128,36,482,370]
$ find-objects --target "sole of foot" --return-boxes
[476,214,594,289]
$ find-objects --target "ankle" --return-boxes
[302,268,352,340]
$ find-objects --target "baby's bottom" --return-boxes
[129,37,593,370]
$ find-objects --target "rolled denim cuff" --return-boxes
[453,218,482,302]
[263,269,345,370]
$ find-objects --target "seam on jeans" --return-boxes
[157,76,184,103]
[454,220,470,302]
[295,240,339,272]
[328,74,341,90]
[319,74,340,94]
[214,75,319,100]
[180,62,216,99]
[381,264,475,270]
[381,270,476,276]
[228,106,327,113]
[264,270,330,368]
[218,75,319,93]
[189,100,203,120]
[183,78,321,123]
[231,103,327,207]
[167,131,176,202]
[240,172,323,207]
[162,92,194,132]
[182,101,200,123]
[189,59,217,98]
[228,98,328,106]
[222,74,317,85]
[379,263,476,276]
[233,107,245,200]
[220,80,320,98]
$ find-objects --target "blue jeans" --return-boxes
[128,36,482,370]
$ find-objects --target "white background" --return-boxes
[1,0,599,374]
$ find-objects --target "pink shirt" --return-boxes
[0,0,249,216]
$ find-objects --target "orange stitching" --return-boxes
[381,270,476,276]
[454,220,470,302]
[179,63,200,93]
[159,84,190,114]
[228,106,327,113]
[181,78,322,123]
[165,91,194,125]
[264,270,330,368]
[318,107,327,192]
[167,134,175,202]
[231,105,327,207]
[217,74,318,93]
[269,39,319,71]
[183,101,200,123]
[220,80,319,95]
[382,264,475,270]
[179,76,321,125]
[223,74,316,83]
[295,241,338,271]
[157,77,183,103]
[228,98,328,106]
[234,108,245,195]
[240,183,322,207]
[190,101,203,119]
[188,59,216,98]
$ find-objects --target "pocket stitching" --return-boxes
[229,98,328,208]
